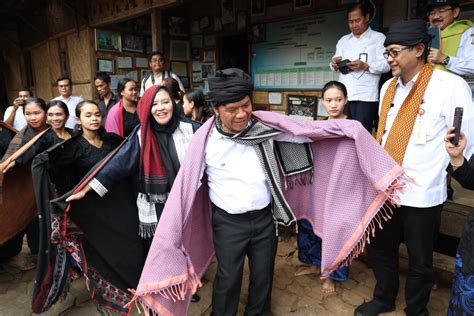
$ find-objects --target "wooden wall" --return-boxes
[2,31,25,108]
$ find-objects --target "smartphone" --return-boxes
[428,27,441,50]
[451,107,463,146]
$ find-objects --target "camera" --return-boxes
[336,59,353,74]
[17,99,25,107]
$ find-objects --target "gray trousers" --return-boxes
[211,204,277,316]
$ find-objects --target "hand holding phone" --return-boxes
[451,107,463,146]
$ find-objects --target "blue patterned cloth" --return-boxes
[448,250,474,316]
[297,219,349,281]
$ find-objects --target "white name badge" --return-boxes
[413,118,426,145]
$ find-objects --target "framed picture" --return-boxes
[203,49,215,62]
[122,34,144,53]
[97,58,114,73]
[251,0,265,16]
[221,0,235,24]
[287,95,318,120]
[199,16,210,30]
[124,70,138,82]
[192,71,203,83]
[95,29,121,52]
[116,56,133,69]
[248,24,266,43]
[192,48,201,61]
[293,0,312,10]
[110,75,125,90]
[169,40,190,61]
[169,16,189,37]
[192,61,202,71]
[171,61,188,77]
[202,63,216,79]
[140,69,152,81]
[136,57,149,68]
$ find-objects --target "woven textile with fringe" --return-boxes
[129,111,406,316]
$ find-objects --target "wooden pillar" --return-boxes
[151,9,163,52]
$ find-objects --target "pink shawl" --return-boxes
[105,100,124,136]
[131,111,404,315]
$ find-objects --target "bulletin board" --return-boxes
[250,10,348,90]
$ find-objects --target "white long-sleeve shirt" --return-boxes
[205,128,310,214]
[331,27,390,102]
[51,95,83,129]
[379,69,474,208]
[445,27,474,76]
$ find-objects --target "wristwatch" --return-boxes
[443,56,450,65]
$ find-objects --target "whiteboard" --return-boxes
[250,11,348,90]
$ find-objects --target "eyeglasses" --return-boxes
[383,47,411,59]
[428,6,453,17]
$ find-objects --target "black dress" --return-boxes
[32,132,147,315]
[122,107,139,137]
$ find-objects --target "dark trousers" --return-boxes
[211,204,277,316]
[346,100,379,133]
[367,204,442,316]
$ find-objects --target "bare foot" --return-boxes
[321,278,336,293]
[294,265,319,276]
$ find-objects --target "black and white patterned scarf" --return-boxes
[215,117,313,226]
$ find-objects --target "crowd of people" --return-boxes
[0,0,473,315]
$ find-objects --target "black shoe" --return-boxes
[354,300,395,316]
[191,293,200,303]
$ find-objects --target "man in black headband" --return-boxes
[206,68,311,315]
[355,20,473,316]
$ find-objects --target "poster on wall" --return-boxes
[221,0,235,24]
[251,11,346,89]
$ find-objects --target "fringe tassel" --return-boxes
[333,173,407,272]
[126,272,202,314]
[139,223,157,239]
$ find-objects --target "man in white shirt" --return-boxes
[139,51,184,97]
[330,2,390,132]
[355,20,473,316]
[3,88,32,130]
[51,76,83,129]
[206,69,310,316]
[426,0,473,76]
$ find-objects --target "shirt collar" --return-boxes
[349,26,372,39]
[396,71,420,89]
